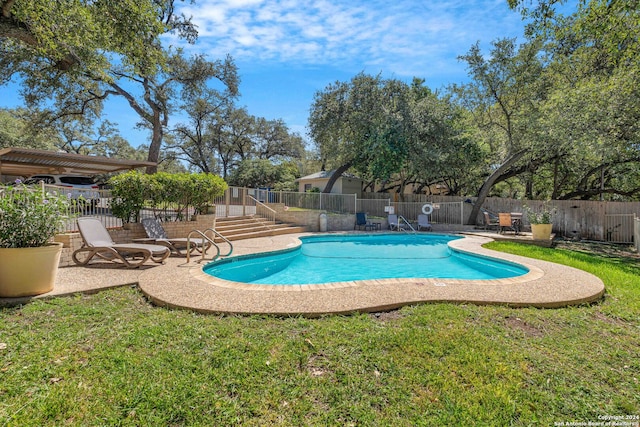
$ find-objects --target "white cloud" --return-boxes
[177,0,525,80]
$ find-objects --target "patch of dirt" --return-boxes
[504,316,545,338]
[554,239,640,260]
[592,311,629,326]
[370,310,405,322]
[306,354,329,377]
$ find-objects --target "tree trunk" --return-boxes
[322,163,352,193]
[146,121,162,174]
[466,149,528,225]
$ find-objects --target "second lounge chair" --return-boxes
[140,217,210,256]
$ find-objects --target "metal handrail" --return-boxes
[398,215,416,234]
[186,230,219,263]
[247,195,276,226]
[202,228,233,257]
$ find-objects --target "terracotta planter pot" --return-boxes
[531,223,553,241]
[0,242,63,298]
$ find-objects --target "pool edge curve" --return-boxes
[137,232,606,316]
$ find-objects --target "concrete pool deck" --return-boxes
[1,232,605,315]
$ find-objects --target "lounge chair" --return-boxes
[72,217,170,268]
[483,211,499,231]
[416,214,432,231]
[139,217,210,256]
[354,212,376,231]
[388,214,404,231]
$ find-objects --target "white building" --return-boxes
[297,170,363,197]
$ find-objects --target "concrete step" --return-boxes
[212,216,307,242]
[214,225,307,242]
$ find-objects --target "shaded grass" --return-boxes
[1,242,639,426]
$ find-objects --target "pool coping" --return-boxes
[135,232,605,316]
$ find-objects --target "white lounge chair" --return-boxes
[72,217,170,268]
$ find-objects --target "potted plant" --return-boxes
[524,202,556,241]
[0,181,73,297]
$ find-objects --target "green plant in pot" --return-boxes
[0,181,73,297]
[524,202,556,241]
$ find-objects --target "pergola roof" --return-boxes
[0,147,155,178]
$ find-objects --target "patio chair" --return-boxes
[483,211,499,231]
[354,212,376,231]
[72,217,170,268]
[139,217,210,256]
[388,214,404,231]
[416,214,432,231]
[499,213,517,234]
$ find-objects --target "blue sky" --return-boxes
[1,0,537,147]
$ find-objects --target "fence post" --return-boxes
[635,215,640,252]
[460,201,464,225]
[242,188,247,216]
[353,194,357,214]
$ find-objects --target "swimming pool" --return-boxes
[203,234,528,285]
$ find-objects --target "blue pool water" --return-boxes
[203,234,528,285]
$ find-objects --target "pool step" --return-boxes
[213,216,307,242]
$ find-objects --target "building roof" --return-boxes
[298,170,361,181]
[0,147,156,178]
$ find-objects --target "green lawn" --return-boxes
[1,242,639,426]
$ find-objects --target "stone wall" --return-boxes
[273,208,389,232]
[55,215,217,267]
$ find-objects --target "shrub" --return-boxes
[108,172,227,222]
[0,181,73,248]
[108,171,149,223]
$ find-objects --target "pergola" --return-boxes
[0,147,155,180]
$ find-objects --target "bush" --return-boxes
[108,172,227,222]
[108,171,149,223]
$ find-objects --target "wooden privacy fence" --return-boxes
[358,193,640,243]
[478,198,640,243]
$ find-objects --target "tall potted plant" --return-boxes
[524,203,555,241]
[0,181,73,297]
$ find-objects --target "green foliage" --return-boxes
[308,73,414,189]
[108,171,149,223]
[227,159,297,190]
[108,172,227,222]
[1,0,237,174]
[309,74,471,195]
[523,202,556,224]
[466,1,640,202]
[0,181,73,247]
[0,108,58,150]
[186,173,228,213]
[169,98,305,180]
[0,0,169,78]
